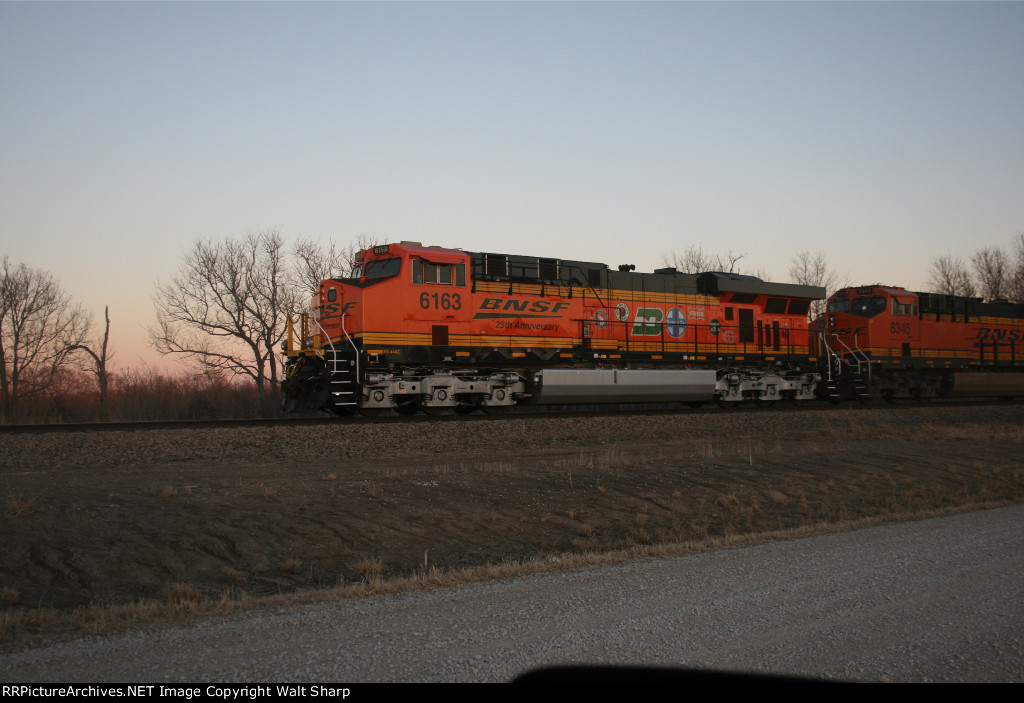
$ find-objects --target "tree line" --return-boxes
[1,231,371,423]
[3,230,1022,424]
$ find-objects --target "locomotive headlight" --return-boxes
[828,315,836,329]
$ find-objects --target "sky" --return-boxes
[2,1,1023,370]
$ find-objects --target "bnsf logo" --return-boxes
[322,302,357,315]
[479,298,570,314]
[976,328,1023,341]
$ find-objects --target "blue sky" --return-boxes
[2,1,1023,368]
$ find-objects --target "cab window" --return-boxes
[892,299,917,316]
[413,260,465,286]
[827,299,850,313]
[363,258,400,279]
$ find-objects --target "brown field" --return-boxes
[1,404,1022,644]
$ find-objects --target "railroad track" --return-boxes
[0,397,1017,434]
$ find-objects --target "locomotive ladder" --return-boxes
[819,332,843,403]
[825,332,872,402]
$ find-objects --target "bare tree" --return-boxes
[290,234,379,297]
[970,246,1009,301]
[788,250,847,318]
[150,230,301,400]
[662,245,747,274]
[927,254,977,297]
[1007,233,1024,303]
[0,257,91,423]
[68,305,112,420]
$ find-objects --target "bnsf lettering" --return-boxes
[975,328,1022,341]
[321,302,357,315]
[479,298,569,314]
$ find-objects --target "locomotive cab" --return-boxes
[822,286,921,363]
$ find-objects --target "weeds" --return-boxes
[165,583,204,605]
[3,491,40,518]
[353,557,385,582]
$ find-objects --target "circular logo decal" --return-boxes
[666,307,687,338]
[593,309,609,329]
[615,303,630,322]
[709,318,721,336]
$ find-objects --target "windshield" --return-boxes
[363,258,401,279]
[849,297,886,318]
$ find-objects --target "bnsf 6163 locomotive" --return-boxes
[815,285,1024,401]
[280,242,826,413]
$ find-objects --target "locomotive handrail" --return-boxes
[310,314,338,364]
[830,332,865,377]
[340,312,360,378]
[851,329,871,381]
[818,330,841,382]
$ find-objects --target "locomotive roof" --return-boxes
[367,243,825,300]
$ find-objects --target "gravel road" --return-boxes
[3,505,1021,682]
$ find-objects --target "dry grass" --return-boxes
[3,491,40,518]
[280,557,301,574]
[1,500,1016,647]
[222,567,247,585]
[165,583,204,605]
[716,493,740,509]
[353,557,385,581]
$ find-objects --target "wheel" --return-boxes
[715,398,739,409]
[755,396,776,408]
[358,407,392,418]
[454,405,478,414]
[422,406,454,416]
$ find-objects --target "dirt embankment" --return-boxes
[1,404,1022,622]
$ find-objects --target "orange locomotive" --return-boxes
[816,285,1024,401]
[281,242,825,413]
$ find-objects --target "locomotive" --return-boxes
[280,241,825,413]
[816,285,1024,401]
[280,242,1024,414]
